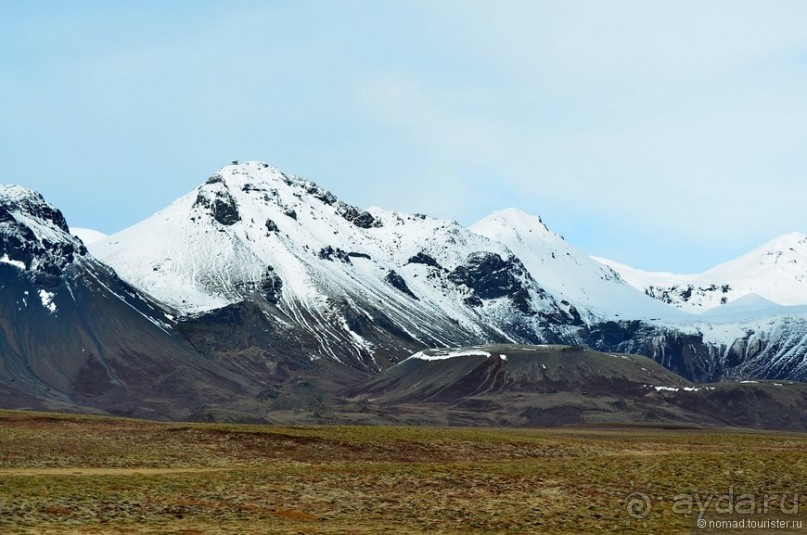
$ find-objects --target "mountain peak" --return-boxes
[476,208,550,233]
[0,184,70,234]
[0,184,43,203]
[763,231,807,251]
[704,231,807,276]
[207,161,336,200]
[0,184,86,280]
[470,206,682,321]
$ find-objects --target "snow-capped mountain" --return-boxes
[594,232,807,312]
[0,185,253,418]
[470,208,684,321]
[87,162,807,383]
[91,162,580,371]
[2,164,807,424]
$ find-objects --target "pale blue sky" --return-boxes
[2,1,806,272]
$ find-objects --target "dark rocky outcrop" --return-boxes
[194,188,241,226]
[0,190,87,286]
[305,184,337,205]
[318,246,351,263]
[448,252,535,313]
[579,320,723,382]
[260,266,283,304]
[336,204,382,229]
[384,270,418,300]
[406,252,443,269]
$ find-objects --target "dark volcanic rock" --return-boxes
[407,252,443,269]
[319,246,351,263]
[194,189,241,226]
[211,196,240,225]
[0,190,70,234]
[384,270,418,300]
[448,252,535,313]
[260,266,283,304]
[351,211,379,228]
[0,188,86,286]
[580,320,722,382]
[336,204,382,229]
[306,184,337,205]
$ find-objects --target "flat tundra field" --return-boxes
[0,411,805,534]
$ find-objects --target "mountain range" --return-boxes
[593,232,807,312]
[1,162,805,427]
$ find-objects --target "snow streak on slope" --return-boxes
[594,232,807,312]
[470,208,684,321]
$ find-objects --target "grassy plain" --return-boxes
[0,410,804,534]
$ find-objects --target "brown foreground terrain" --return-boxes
[0,410,805,534]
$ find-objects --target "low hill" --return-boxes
[349,344,807,430]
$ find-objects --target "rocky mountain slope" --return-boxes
[0,185,255,419]
[91,162,582,375]
[348,344,807,430]
[470,210,807,383]
[470,208,685,321]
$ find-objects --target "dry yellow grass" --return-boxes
[0,410,804,534]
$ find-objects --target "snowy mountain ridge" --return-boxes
[470,208,685,322]
[0,184,89,282]
[93,164,676,323]
[594,232,807,313]
[91,162,581,369]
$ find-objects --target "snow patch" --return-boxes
[647,385,715,392]
[0,254,25,270]
[653,385,679,392]
[38,289,56,313]
[408,349,493,361]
